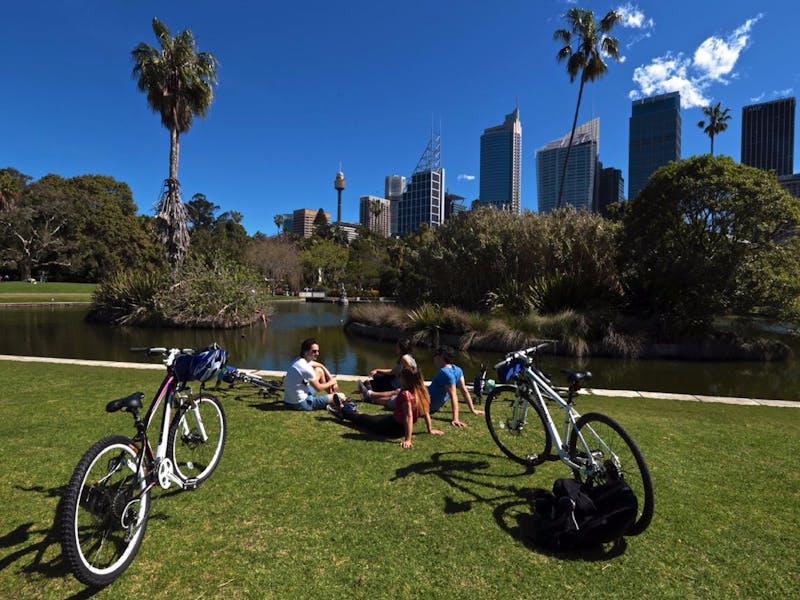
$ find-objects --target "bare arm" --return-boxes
[448,382,466,427]
[458,376,483,415]
[424,412,444,437]
[401,400,414,448]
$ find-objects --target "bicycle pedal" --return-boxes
[183,478,200,490]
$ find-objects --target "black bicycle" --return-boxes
[60,344,228,587]
[216,365,284,397]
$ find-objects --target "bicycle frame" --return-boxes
[495,347,611,476]
[132,349,208,492]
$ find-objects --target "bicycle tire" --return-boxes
[568,412,654,535]
[60,435,150,587]
[167,392,226,484]
[485,384,552,466]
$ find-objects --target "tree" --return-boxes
[313,208,331,238]
[274,214,285,235]
[132,17,218,269]
[186,193,219,231]
[618,155,800,334]
[0,175,73,280]
[246,235,301,292]
[697,102,732,155]
[0,168,30,212]
[553,8,620,209]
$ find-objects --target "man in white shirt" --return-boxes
[283,338,348,411]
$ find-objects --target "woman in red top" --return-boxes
[330,367,443,448]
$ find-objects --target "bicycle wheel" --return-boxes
[568,412,654,535]
[167,392,226,484]
[60,435,150,587]
[485,384,552,466]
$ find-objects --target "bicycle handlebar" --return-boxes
[129,347,196,356]
[492,342,555,370]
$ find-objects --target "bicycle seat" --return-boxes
[106,392,145,413]
[560,369,592,385]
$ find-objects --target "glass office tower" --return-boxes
[741,97,795,177]
[479,108,522,213]
[536,118,599,213]
[628,91,681,201]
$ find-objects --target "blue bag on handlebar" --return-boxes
[496,356,526,382]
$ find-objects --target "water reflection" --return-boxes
[0,302,798,401]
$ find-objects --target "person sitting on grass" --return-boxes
[357,337,417,404]
[283,338,351,411]
[360,345,483,428]
[329,366,443,449]
[427,345,484,428]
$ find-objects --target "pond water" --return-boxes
[1,301,799,401]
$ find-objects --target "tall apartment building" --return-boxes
[741,97,795,176]
[292,208,330,238]
[628,91,681,201]
[395,131,445,236]
[479,108,522,213]
[535,118,599,213]
[359,195,391,237]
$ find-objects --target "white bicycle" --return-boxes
[60,345,227,587]
[484,343,654,535]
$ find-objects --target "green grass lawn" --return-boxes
[0,282,96,303]
[1,360,798,599]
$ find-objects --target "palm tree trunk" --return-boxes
[710,134,715,156]
[556,77,586,210]
[170,126,180,180]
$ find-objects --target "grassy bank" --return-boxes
[0,282,96,303]
[1,360,798,599]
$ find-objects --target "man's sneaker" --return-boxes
[357,381,370,402]
[326,404,344,419]
[342,401,359,416]
[332,393,345,410]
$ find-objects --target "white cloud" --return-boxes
[457,174,475,182]
[616,3,654,29]
[629,15,762,109]
[693,14,762,82]
[751,88,795,103]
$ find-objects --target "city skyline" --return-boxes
[2,1,799,235]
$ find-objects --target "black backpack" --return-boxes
[530,478,638,551]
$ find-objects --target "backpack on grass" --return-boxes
[530,478,638,551]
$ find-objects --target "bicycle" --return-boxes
[60,344,228,587]
[484,342,654,535]
[216,365,284,398]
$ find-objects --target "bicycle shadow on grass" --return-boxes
[390,451,629,560]
[1,483,174,594]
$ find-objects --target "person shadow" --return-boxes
[391,450,629,560]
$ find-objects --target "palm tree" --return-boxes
[553,8,620,209]
[132,17,218,268]
[274,214,285,235]
[697,102,731,155]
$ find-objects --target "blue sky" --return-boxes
[1,1,798,235]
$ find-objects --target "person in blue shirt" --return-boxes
[427,345,484,428]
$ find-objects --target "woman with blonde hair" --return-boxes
[329,367,443,448]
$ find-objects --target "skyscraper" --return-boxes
[396,131,445,236]
[536,118,599,214]
[479,108,522,213]
[628,91,681,201]
[597,166,624,216]
[385,175,406,236]
[359,195,391,237]
[741,97,795,176]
